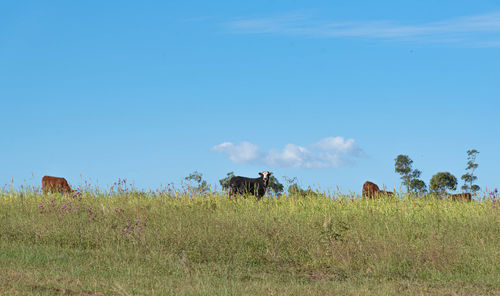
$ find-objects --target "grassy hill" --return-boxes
[1,190,499,295]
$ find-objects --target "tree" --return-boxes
[268,175,284,195]
[183,171,209,193]
[461,149,480,194]
[429,172,457,194]
[409,179,427,194]
[394,154,426,194]
[218,172,284,195]
[219,172,235,190]
[282,176,300,194]
[281,176,324,197]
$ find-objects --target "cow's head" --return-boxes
[259,171,273,186]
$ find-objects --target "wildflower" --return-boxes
[491,188,498,210]
[88,206,97,220]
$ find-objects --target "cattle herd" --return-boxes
[40,172,472,201]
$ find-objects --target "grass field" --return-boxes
[0,189,499,295]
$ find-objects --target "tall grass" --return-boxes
[0,188,499,295]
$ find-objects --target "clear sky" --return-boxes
[1,1,499,194]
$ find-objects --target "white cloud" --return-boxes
[211,141,260,163]
[266,144,312,168]
[265,144,344,169]
[224,11,500,47]
[315,137,364,156]
[212,137,364,169]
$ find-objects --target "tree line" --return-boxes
[183,149,480,196]
[394,149,480,195]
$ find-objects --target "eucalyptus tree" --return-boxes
[461,149,480,194]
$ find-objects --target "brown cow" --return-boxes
[363,181,380,199]
[362,181,394,199]
[42,176,72,194]
[450,193,472,201]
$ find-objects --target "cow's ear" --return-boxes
[259,172,263,176]
[269,172,273,176]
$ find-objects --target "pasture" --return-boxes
[0,189,499,295]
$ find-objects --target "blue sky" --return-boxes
[1,1,499,194]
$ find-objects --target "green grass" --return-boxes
[0,190,499,295]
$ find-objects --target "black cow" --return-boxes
[229,171,272,199]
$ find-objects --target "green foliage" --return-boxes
[283,176,323,197]
[394,154,426,194]
[470,184,480,193]
[268,175,284,195]
[395,154,412,176]
[461,149,480,194]
[430,172,458,193]
[288,184,323,197]
[218,171,235,190]
[409,179,427,194]
[183,171,209,193]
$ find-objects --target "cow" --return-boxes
[229,171,272,199]
[362,181,394,199]
[450,193,472,201]
[362,181,380,199]
[42,176,72,194]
